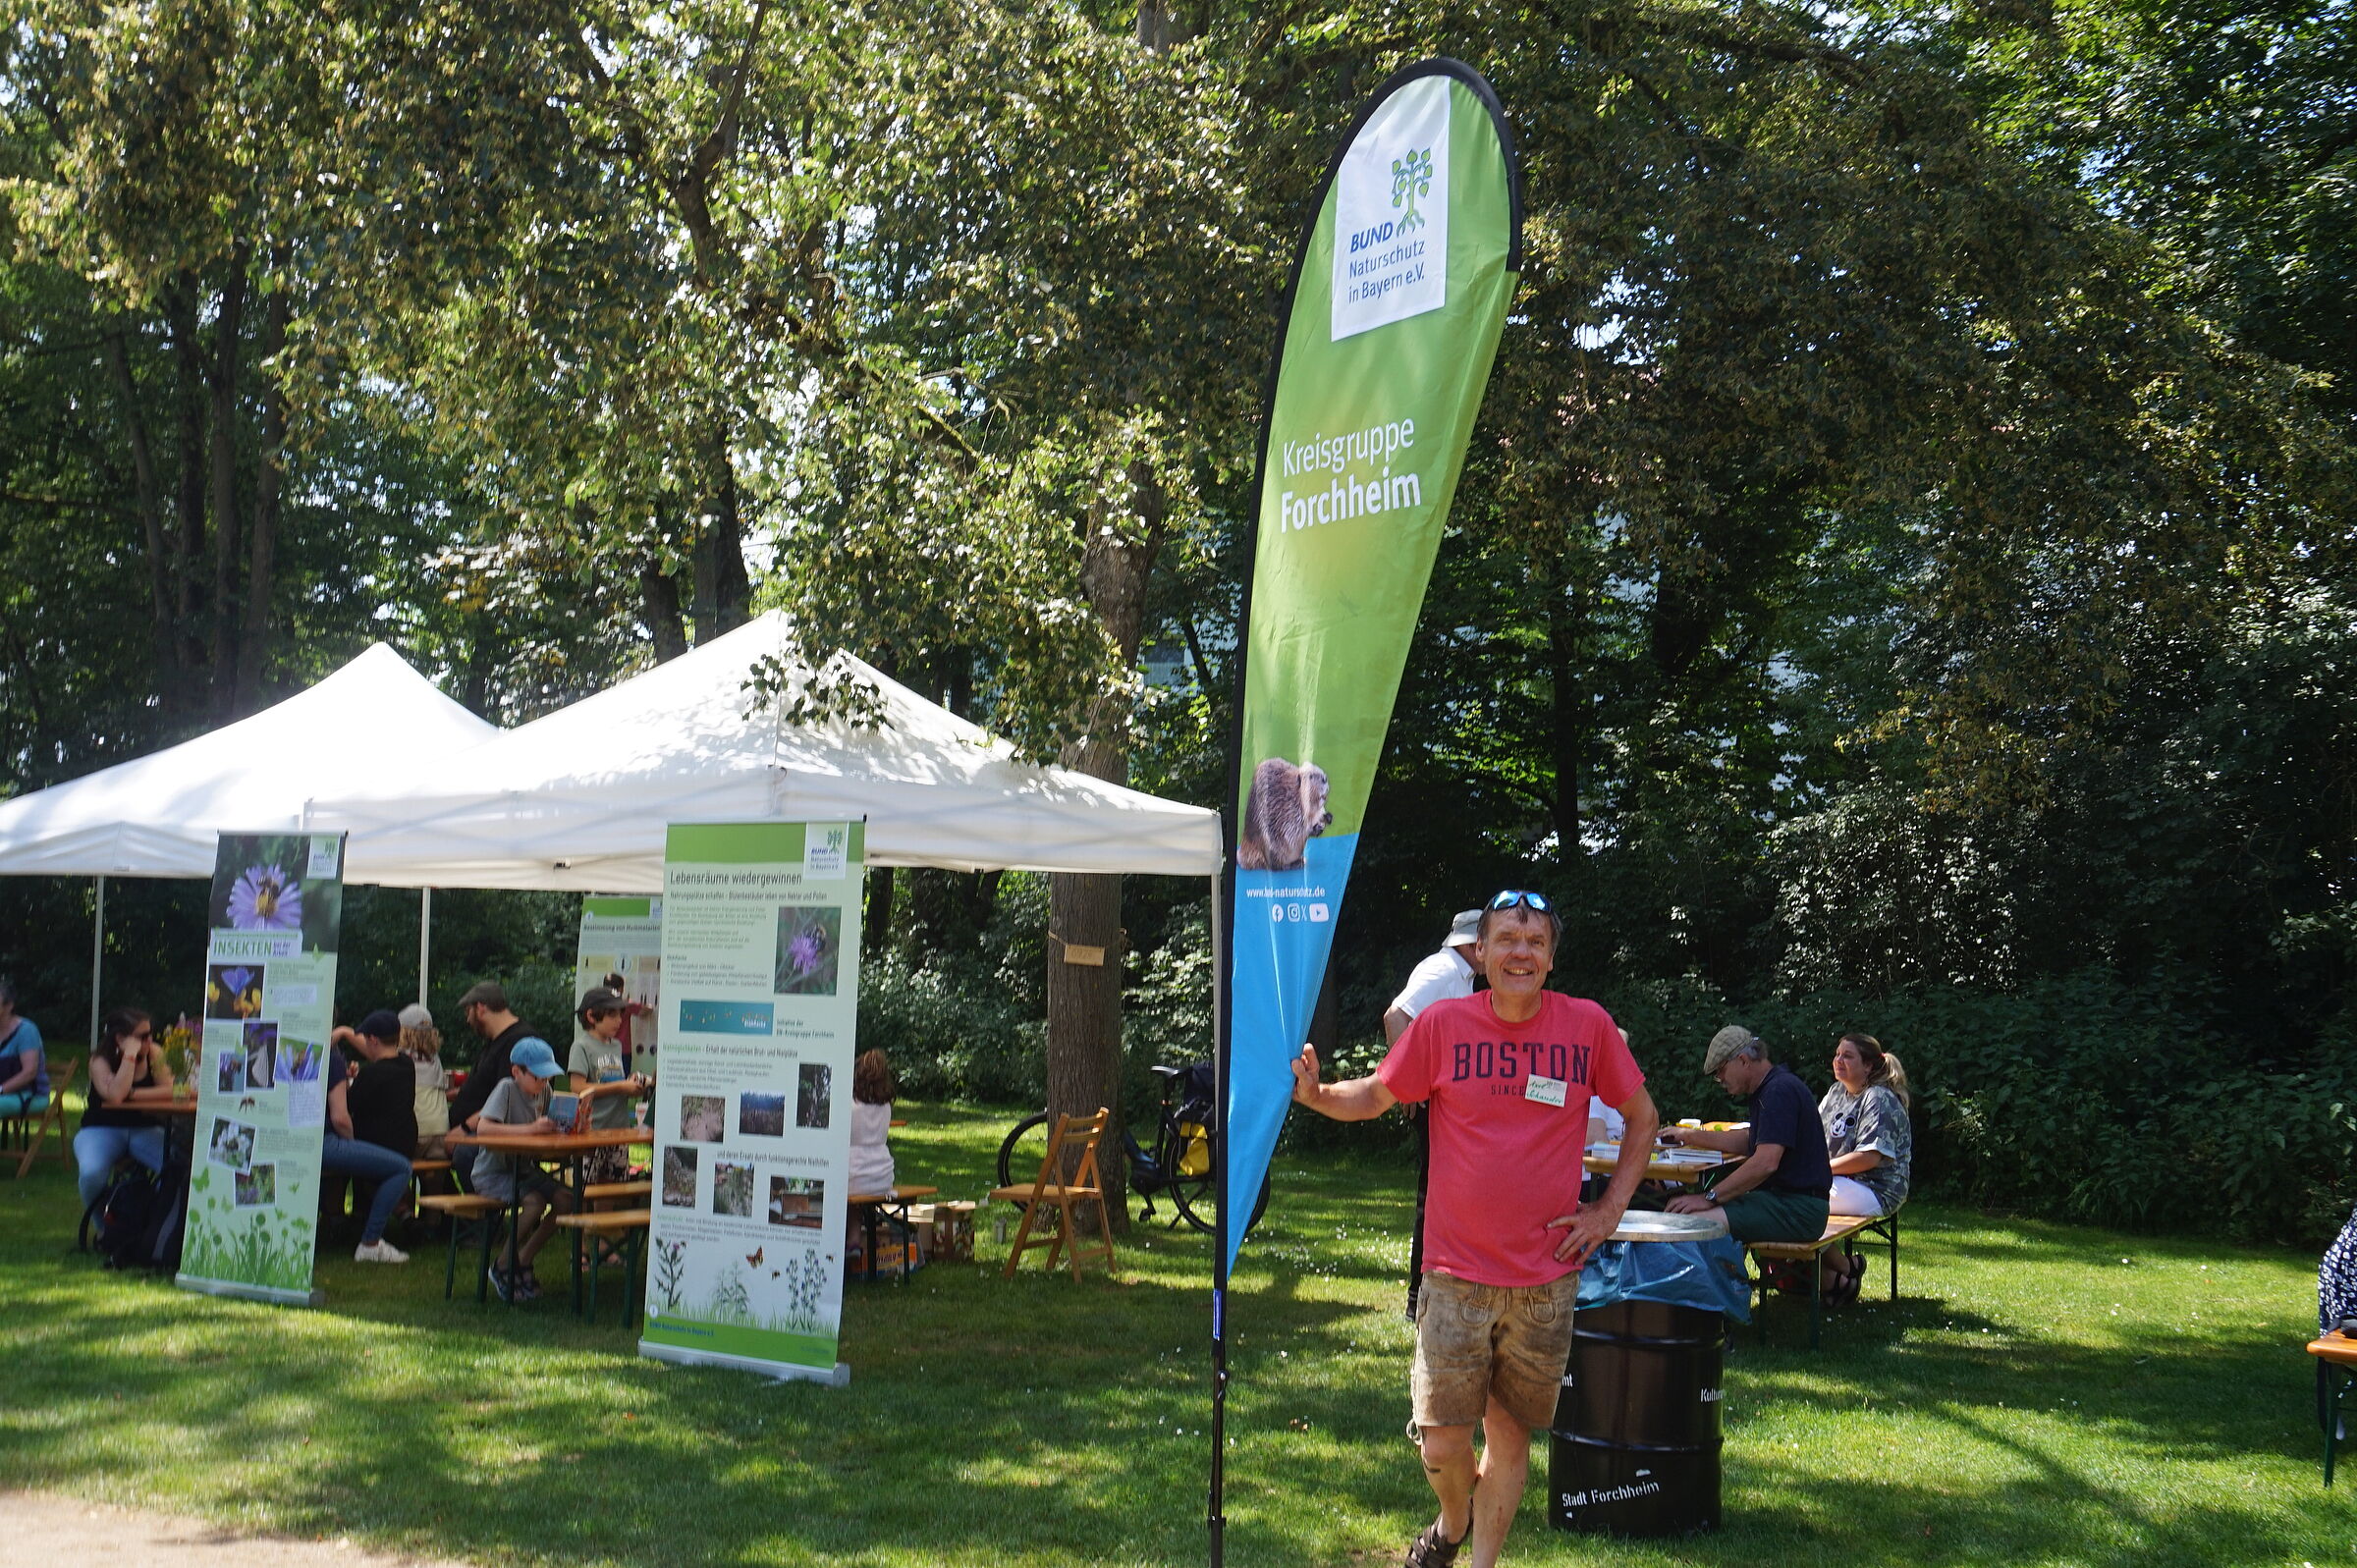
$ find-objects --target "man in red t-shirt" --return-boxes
[1292,892,1660,1568]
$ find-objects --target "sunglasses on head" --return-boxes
[1487,889,1554,914]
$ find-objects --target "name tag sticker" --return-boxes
[1525,1074,1567,1108]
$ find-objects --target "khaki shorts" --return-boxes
[1409,1271,1578,1433]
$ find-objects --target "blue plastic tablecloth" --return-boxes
[1576,1235,1752,1323]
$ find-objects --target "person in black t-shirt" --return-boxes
[324,1010,419,1264]
[1663,1026,1832,1244]
[447,981,535,1135]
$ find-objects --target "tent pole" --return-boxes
[89,874,105,1048]
[418,887,433,1006]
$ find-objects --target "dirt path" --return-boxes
[2,1492,473,1568]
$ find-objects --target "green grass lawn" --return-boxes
[0,1100,2342,1567]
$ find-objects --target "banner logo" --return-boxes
[1392,147,1433,231]
[1332,76,1452,340]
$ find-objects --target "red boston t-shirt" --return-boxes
[1377,991,1642,1288]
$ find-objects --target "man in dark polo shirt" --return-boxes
[1664,1025,1831,1243]
[447,981,537,1135]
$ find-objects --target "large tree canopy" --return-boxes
[2,0,2350,1234]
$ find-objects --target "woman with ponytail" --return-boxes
[1816,1032,1912,1302]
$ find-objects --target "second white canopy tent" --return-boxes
[310,614,1223,909]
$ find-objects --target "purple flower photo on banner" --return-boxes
[773,906,842,997]
[205,963,266,1021]
[226,863,303,932]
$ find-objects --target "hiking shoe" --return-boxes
[355,1239,410,1264]
[1404,1519,1467,1568]
[488,1266,516,1302]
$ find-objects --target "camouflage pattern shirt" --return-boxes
[1818,1082,1911,1215]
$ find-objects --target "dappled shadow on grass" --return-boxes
[1,1147,2343,1567]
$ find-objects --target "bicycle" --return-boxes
[996,1061,1269,1238]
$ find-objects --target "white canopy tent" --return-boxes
[0,643,499,1039]
[309,612,1224,889]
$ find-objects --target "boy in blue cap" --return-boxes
[470,1036,578,1300]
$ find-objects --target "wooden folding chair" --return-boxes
[14,1056,80,1179]
[989,1108,1116,1281]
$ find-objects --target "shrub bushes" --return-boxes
[1591,969,2357,1245]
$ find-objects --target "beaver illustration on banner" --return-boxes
[1237,758,1333,871]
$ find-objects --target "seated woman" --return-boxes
[1816,1031,1911,1301]
[74,1007,168,1217]
[401,1002,451,1160]
[2322,1203,2357,1337]
[850,1050,896,1197]
[845,1051,906,1266]
[0,976,48,1122]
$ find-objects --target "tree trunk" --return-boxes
[1547,572,1587,857]
[104,327,177,688]
[1042,460,1166,1232]
[1047,867,1127,1226]
[695,420,751,641]
[864,867,896,957]
[642,559,688,661]
[235,285,292,713]
[206,252,249,716]
[462,617,498,717]
[166,277,209,709]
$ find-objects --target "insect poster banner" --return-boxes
[1220,60,1522,1275]
[640,821,863,1384]
[179,832,346,1306]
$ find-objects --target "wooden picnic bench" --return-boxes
[2309,1330,2357,1484]
[554,1209,651,1324]
[848,1184,938,1281]
[1745,1211,1900,1350]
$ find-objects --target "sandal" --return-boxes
[1404,1519,1467,1568]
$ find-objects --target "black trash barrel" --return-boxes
[1549,1251,1727,1535]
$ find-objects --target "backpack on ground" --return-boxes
[91,1162,188,1273]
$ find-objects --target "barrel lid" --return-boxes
[1610,1210,1729,1242]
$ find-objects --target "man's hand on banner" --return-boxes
[1291,1046,1398,1121]
[1290,1045,1324,1106]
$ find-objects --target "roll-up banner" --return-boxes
[1210,62,1519,1557]
[180,832,347,1306]
[640,822,863,1384]
[576,895,663,1074]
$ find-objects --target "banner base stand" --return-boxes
[177,1274,323,1308]
[638,1340,850,1385]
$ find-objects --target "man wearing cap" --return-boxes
[1385,909,1485,1044]
[447,981,537,1136]
[1292,891,1660,1568]
[468,1035,579,1301]
[324,1011,421,1264]
[1663,1026,1833,1244]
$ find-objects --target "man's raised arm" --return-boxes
[1291,1045,1399,1121]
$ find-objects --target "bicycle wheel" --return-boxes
[1167,1147,1271,1239]
[995,1111,1051,1207]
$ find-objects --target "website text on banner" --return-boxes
[576,895,663,1074]
[1222,62,1522,1275]
[180,832,347,1306]
[640,821,863,1384]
